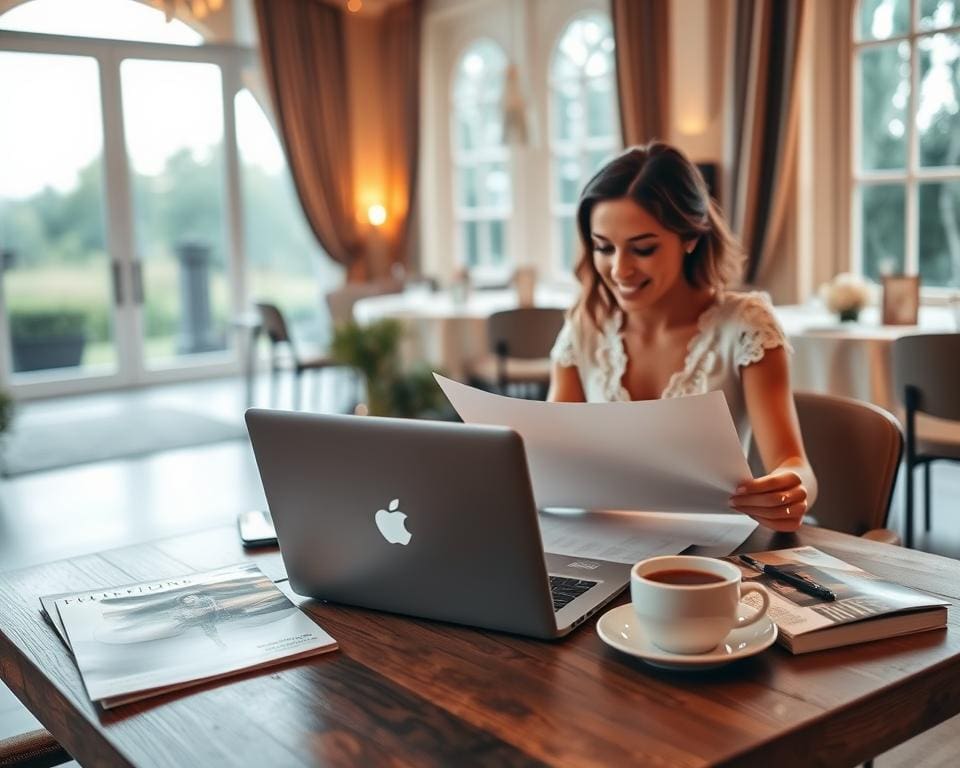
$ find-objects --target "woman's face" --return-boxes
[589,198,694,313]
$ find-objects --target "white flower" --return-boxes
[819,273,872,313]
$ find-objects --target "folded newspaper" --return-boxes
[41,563,336,708]
[729,546,949,654]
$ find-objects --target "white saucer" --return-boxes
[596,604,778,671]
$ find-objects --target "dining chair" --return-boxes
[749,392,903,543]
[0,728,71,768]
[255,303,341,411]
[893,333,960,549]
[471,308,565,400]
[324,280,403,327]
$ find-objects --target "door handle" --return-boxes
[111,260,124,305]
[132,260,144,305]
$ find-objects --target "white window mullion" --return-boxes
[221,62,246,342]
[906,28,919,274]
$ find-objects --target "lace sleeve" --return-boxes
[549,317,578,368]
[735,292,793,368]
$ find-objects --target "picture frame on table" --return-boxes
[881,275,920,325]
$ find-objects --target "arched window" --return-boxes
[853,0,960,288]
[451,39,511,275]
[548,13,619,271]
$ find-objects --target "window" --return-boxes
[451,39,511,276]
[854,0,960,289]
[549,13,619,271]
[236,90,343,346]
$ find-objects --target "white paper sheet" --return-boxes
[538,509,758,565]
[435,375,753,513]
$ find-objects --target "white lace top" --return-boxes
[549,291,791,450]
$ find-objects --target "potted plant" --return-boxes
[331,319,449,418]
[0,389,13,436]
[0,389,14,477]
[9,309,87,372]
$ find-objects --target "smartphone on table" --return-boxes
[237,509,278,548]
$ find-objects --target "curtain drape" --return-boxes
[611,0,671,146]
[726,0,808,284]
[254,0,361,271]
[380,0,423,271]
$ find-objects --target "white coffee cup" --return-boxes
[631,555,770,655]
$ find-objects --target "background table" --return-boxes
[3,524,960,766]
[775,303,958,413]
[352,284,576,379]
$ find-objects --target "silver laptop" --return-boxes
[245,408,630,639]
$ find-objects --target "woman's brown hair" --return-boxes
[571,142,743,329]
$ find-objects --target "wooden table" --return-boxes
[2,524,960,767]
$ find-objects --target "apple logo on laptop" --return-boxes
[375,498,412,545]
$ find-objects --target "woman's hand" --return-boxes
[729,470,808,532]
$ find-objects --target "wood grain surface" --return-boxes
[2,525,960,767]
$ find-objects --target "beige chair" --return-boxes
[470,308,565,400]
[0,728,71,768]
[255,303,340,411]
[893,333,960,549]
[324,280,403,327]
[750,392,903,543]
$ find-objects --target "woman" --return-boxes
[548,142,816,532]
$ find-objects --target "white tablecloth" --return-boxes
[775,304,957,413]
[776,303,960,444]
[352,285,577,379]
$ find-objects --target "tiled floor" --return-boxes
[0,373,958,765]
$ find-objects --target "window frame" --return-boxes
[547,11,620,275]
[851,0,960,294]
[449,37,513,280]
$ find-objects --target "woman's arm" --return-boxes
[547,363,587,402]
[729,346,818,532]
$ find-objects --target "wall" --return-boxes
[668,0,727,165]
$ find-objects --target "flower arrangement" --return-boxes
[819,273,872,322]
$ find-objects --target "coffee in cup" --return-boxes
[631,555,770,654]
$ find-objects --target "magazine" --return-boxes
[45,563,337,708]
[729,546,949,654]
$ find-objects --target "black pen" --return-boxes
[738,555,837,601]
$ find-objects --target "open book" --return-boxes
[41,563,336,708]
[729,546,949,654]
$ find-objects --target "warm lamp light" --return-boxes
[368,204,387,227]
[347,0,363,12]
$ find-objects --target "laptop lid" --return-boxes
[245,409,562,638]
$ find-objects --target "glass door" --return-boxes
[0,50,124,385]
[120,57,233,372]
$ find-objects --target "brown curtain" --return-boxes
[380,0,423,270]
[612,0,670,146]
[254,0,361,271]
[726,0,807,284]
